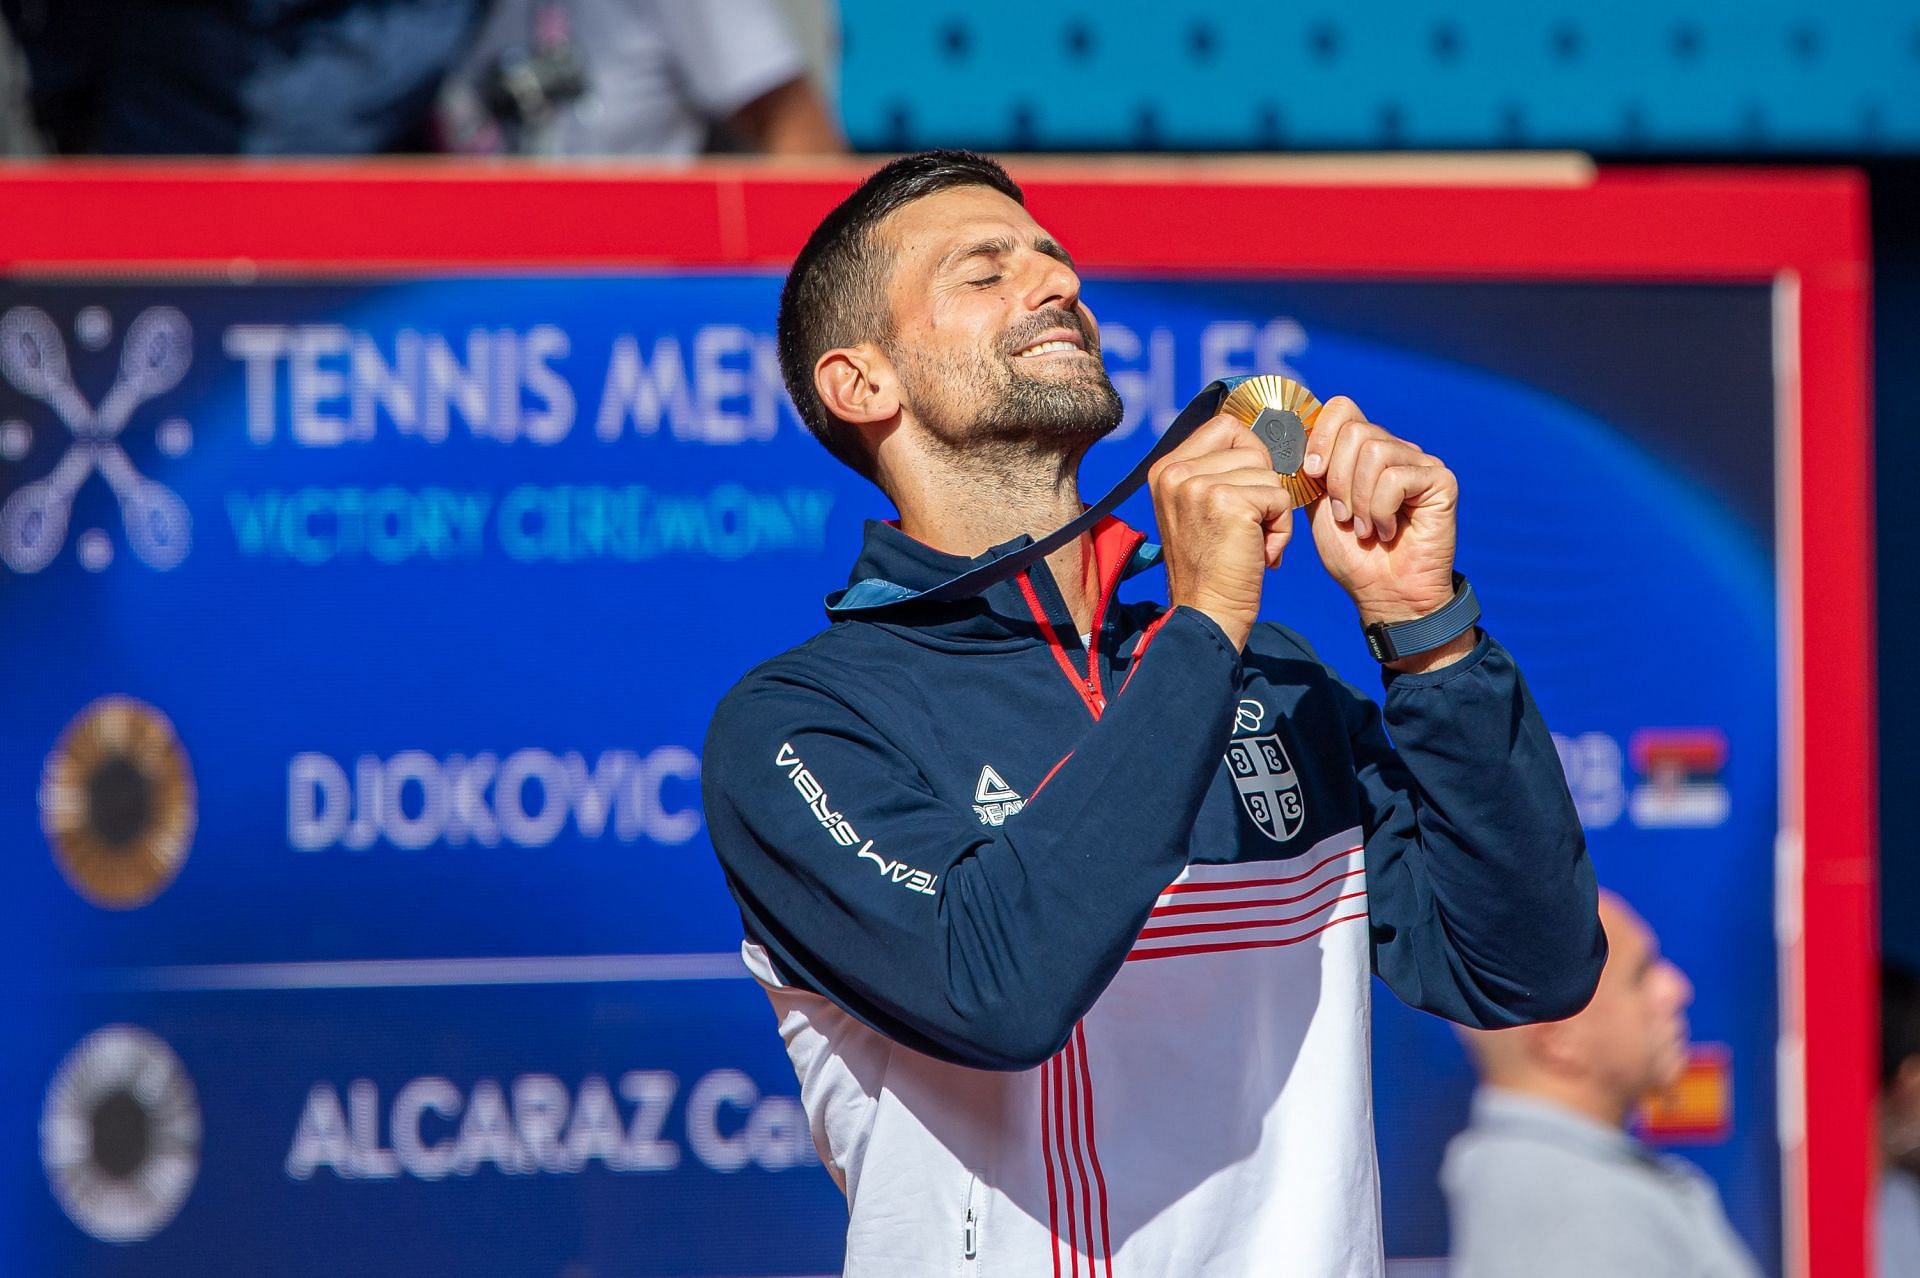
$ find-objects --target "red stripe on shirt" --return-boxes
[1137,890,1370,942]
[1041,1052,1062,1278]
[1156,845,1362,897]
[1126,911,1370,962]
[1149,868,1365,918]
[1030,751,1074,801]
[1074,1024,1115,1275]
[1116,610,1174,697]
[1053,1051,1080,1276]
[1066,1035,1096,1271]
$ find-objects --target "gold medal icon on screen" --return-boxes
[40,696,197,909]
[1218,374,1327,509]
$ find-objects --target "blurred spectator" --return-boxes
[0,0,485,154]
[1443,890,1760,1278]
[1882,964,1920,1277]
[0,7,39,153]
[437,0,843,156]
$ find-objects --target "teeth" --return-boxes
[1016,340,1078,357]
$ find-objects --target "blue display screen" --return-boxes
[0,273,1778,1274]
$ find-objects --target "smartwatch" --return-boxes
[1363,572,1480,664]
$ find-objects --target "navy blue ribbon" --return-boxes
[828,376,1248,617]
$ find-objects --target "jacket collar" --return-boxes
[824,517,1160,634]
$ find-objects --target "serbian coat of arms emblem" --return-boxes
[1225,701,1306,842]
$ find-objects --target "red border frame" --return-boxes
[0,159,1874,1275]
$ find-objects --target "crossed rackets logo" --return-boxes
[0,305,194,572]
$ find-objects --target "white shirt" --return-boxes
[746,829,1384,1277]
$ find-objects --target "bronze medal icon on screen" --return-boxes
[40,696,196,909]
[1218,375,1326,509]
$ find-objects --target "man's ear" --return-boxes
[1531,1021,1583,1076]
[815,344,900,426]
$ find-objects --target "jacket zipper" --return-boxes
[1016,524,1145,722]
[962,1172,980,1263]
[1079,526,1139,716]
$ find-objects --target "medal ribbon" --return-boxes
[827,376,1248,617]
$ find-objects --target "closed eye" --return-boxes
[968,273,1003,287]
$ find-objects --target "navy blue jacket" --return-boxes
[703,516,1604,1071]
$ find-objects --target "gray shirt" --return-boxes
[1443,1088,1762,1278]
[1882,1166,1920,1278]
[444,0,809,155]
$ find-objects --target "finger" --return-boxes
[1348,438,1432,539]
[1303,396,1366,479]
[1157,445,1290,492]
[1264,504,1295,567]
[1195,467,1298,495]
[1152,414,1268,475]
[1366,465,1415,542]
[1193,468,1297,525]
[1182,410,1274,460]
[1369,462,1455,542]
[1319,417,1383,527]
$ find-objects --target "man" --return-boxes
[703,150,1603,1276]
[1880,964,1920,1277]
[2,0,482,154]
[0,9,38,155]
[438,0,844,156]
[1444,890,1759,1277]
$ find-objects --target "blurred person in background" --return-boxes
[1444,889,1759,1278]
[437,0,844,156]
[1881,964,1920,1276]
[0,0,484,153]
[0,7,39,154]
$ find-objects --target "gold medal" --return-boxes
[1217,375,1326,509]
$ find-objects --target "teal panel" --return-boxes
[839,0,1920,152]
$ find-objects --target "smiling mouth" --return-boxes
[1014,339,1086,358]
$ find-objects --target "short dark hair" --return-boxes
[1887,963,1920,1089]
[777,150,1024,479]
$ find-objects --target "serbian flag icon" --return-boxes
[1628,728,1731,830]
[1636,1043,1734,1144]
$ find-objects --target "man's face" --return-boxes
[1560,894,1695,1101]
[874,185,1122,453]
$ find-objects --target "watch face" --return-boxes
[1219,375,1327,509]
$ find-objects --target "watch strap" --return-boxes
[1364,572,1479,663]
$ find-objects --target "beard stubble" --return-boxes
[892,307,1126,465]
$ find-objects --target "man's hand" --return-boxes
[1148,416,1296,651]
[1302,397,1470,671]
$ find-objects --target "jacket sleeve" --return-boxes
[1335,629,1605,1026]
[702,607,1242,1070]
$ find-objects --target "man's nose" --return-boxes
[1665,960,1694,1009]
[1020,252,1082,313]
